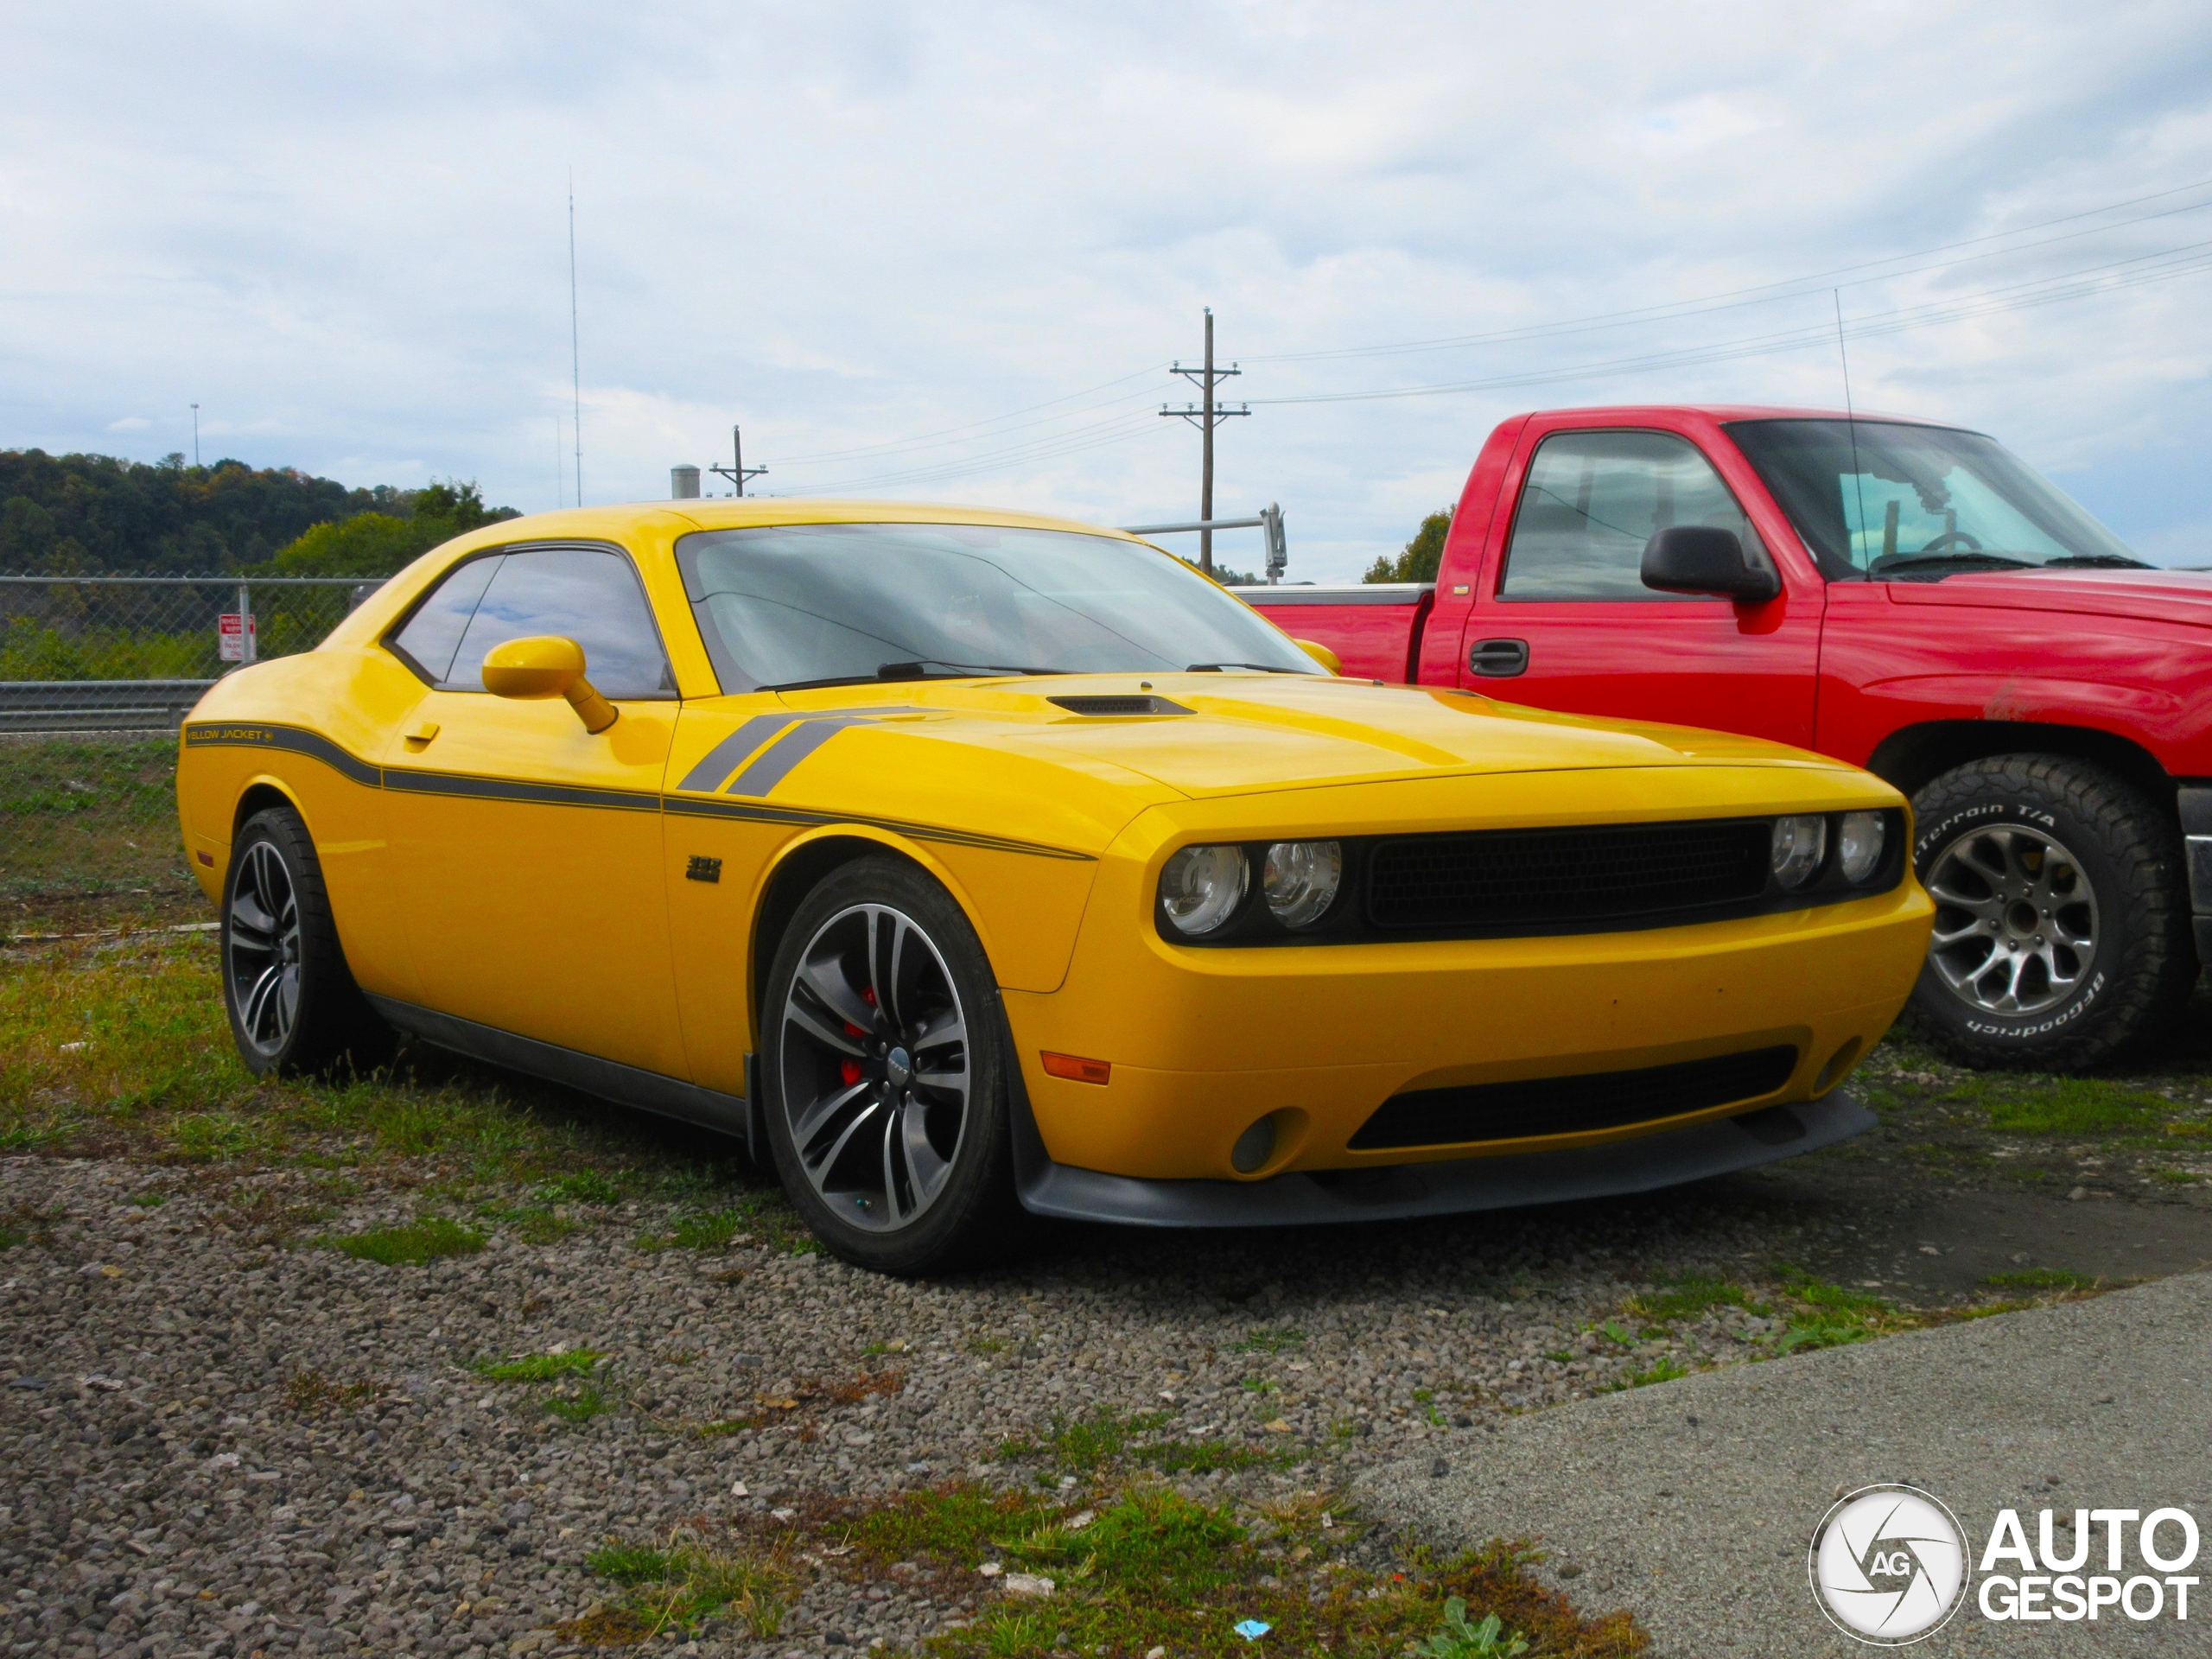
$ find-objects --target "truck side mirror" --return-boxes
[1641,525,1780,603]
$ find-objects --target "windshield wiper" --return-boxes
[756,660,1062,692]
[1868,551,2035,577]
[2041,555,2153,569]
[876,659,1063,680]
[1184,661,1306,673]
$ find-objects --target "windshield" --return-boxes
[1726,419,2144,580]
[677,521,1320,691]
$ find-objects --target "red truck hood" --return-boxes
[1886,567,2212,628]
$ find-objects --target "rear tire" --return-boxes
[1906,755,2194,1069]
[221,805,394,1077]
[760,855,1023,1275]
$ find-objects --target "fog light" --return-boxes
[1837,810,1885,884]
[1770,815,1827,889]
[1262,840,1342,928]
[1160,844,1248,935]
[1230,1116,1276,1173]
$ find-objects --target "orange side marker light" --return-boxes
[1041,1052,1111,1085]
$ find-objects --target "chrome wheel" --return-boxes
[1924,824,2098,1016]
[778,902,970,1233]
[227,839,302,1056]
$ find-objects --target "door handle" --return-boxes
[1469,639,1529,677]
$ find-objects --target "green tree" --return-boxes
[1363,505,1453,583]
[270,478,514,577]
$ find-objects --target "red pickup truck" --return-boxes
[1241,404,2211,1071]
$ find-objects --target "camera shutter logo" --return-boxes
[1809,1484,1970,1644]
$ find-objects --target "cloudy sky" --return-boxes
[8,1,2212,579]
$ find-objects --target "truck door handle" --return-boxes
[1469,638,1529,677]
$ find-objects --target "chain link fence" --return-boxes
[0,575,382,733]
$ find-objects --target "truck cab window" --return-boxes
[1500,430,1765,601]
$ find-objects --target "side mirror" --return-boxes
[1294,638,1342,674]
[480,635,619,733]
[1641,525,1781,603]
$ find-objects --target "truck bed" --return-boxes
[1229,583,1434,683]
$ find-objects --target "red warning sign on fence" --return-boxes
[218,612,256,663]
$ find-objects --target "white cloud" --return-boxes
[105,416,150,430]
[4,2,2212,576]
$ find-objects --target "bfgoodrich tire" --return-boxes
[1908,756,2195,1069]
[221,805,393,1077]
[760,855,1024,1275]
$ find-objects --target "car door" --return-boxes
[378,541,689,1078]
[1461,421,1823,747]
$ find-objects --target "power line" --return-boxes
[1246,236,2212,406]
[1247,174,2212,365]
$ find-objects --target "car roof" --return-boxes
[502,498,1149,540]
[1511,403,1964,428]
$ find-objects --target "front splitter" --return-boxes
[1016,1090,1872,1228]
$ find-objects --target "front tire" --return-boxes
[760,855,1021,1274]
[221,805,393,1077]
[1907,756,2194,1069]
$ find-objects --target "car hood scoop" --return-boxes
[1046,694,1195,717]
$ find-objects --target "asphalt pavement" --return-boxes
[1363,1269,2212,1656]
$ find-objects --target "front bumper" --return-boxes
[1017,1089,1872,1226]
[1001,769,1932,1183]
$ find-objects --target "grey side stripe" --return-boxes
[674,714,796,793]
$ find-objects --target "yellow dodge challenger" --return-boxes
[176,502,1931,1272]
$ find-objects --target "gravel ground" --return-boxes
[0,1148,1907,1659]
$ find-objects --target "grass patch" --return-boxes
[830,1484,1640,1659]
[1982,1268,2101,1292]
[0,734,200,914]
[636,1190,816,1255]
[543,1382,610,1423]
[1610,1357,1690,1390]
[1949,1075,2183,1139]
[998,1405,1170,1474]
[534,1169,625,1204]
[475,1348,603,1382]
[966,1335,1011,1355]
[321,1216,486,1265]
[1625,1274,1755,1325]
[576,1531,792,1640]
[0,1224,22,1252]
[1140,1438,1289,1476]
[1231,1326,1306,1353]
[1764,1266,1897,1355]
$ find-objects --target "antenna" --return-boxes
[190,403,200,468]
[554,415,564,511]
[569,171,583,507]
[1834,289,1871,571]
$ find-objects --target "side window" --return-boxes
[388,555,501,683]
[393,546,676,697]
[1499,430,1766,601]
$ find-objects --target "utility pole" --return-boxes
[190,404,200,468]
[1160,307,1249,574]
[707,426,768,497]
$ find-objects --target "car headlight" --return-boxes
[1770,815,1827,889]
[1262,840,1342,928]
[1837,810,1886,884]
[1160,844,1248,935]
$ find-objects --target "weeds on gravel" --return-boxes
[1942,1074,2193,1140]
[575,1530,793,1640]
[282,1369,378,1414]
[634,1187,817,1255]
[321,1216,486,1265]
[999,1405,1294,1479]
[476,1348,603,1382]
[1231,1326,1306,1353]
[1625,1274,1757,1327]
[1421,1597,1532,1657]
[1983,1268,2102,1291]
[1768,1267,1894,1354]
[543,1382,610,1423]
[1607,1357,1691,1391]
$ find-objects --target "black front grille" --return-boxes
[1365,817,1770,931]
[1350,1045,1800,1150]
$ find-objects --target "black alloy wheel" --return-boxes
[1908,755,2195,1069]
[762,855,1021,1274]
[220,805,392,1077]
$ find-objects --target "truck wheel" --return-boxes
[221,805,394,1077]
[1907,756,2194,1069]
[760,855,1022,1275]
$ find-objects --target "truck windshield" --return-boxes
[676,522,1320,691]
[1726,419,2145,580]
